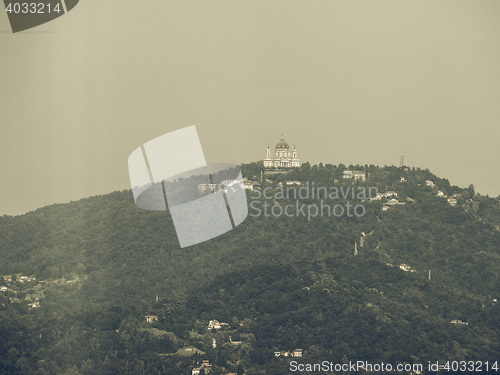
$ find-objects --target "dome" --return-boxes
[276,137,289,149]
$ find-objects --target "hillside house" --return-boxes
[450,319,468,325]
[208,320,227,330]
[145,315,158,323]
[399,264,415,273]
[383,191,398,198]
[229,338,242,345]
[198,184,218,194]
[343,170,366,181]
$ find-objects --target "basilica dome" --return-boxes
[276,137,289,149]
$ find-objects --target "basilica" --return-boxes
[263,135,300,169]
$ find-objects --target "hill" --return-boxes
[0,163,499,374]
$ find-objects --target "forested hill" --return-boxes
[0,163,499,375]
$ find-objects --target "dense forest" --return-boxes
[0,162,499,374]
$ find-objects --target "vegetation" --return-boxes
[0,163,499,374]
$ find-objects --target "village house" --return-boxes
[274,348,303,358]
[399,264,416,273]
[19,276,35,283]
[343,170,366,181]
[425,180,435,187]
[145,315,158,323]
[198,183,219,194]
[208,320,228,330]
[208,320,221,330]
[383,191,398,198]
[447,198,457,206]
[244,181,255,190]
[386,198,404,206]
[450,319,468,325]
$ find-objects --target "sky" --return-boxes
[1,0,499,216]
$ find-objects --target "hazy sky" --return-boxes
[1,0,499,216]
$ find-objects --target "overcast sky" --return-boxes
[1,0,499,215]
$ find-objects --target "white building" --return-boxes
[343,170,366,181]
[399,264,416,272]
[198,183,218,194]
[450,319,468,326]
[145,315,158,323]
[208,320,221,330]
[264,136,300,169]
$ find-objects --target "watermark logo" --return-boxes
[128,126,248,248]
[4,0,79,33]
[249,183,377,220]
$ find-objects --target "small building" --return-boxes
[286,181,302,186]
[208,320,224,330]
[386,198,405,206]
[447,198,457,206]
[425,180,435,187]
[343,170,366,181]
[198,183,219,194]
[383,191,398,198]
[0,286,7,292]
[450,319,468,326]
[399,264,415,273]
[192,367,202,375]
[293,349,303,357]
[230,338,242,345]
[145,315,158,323]
[244,181,255,190]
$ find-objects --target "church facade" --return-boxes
[263,136,300,169]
